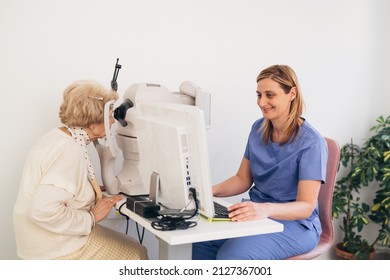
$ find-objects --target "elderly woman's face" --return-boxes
[88,108,116,141]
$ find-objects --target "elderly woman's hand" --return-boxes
[90,194,123,223]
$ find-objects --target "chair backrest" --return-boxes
[318,137,340,246]
[286,137,340,259]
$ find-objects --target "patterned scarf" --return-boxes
[65,125,102,201]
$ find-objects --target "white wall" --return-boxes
[1,0,389,260]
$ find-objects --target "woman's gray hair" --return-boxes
[59,80,118,127]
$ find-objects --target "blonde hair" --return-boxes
[256,65,305,144]
[59,80,119,127]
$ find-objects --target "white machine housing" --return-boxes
[97,81,211,195]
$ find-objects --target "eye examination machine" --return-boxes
[94,59,213,217]
[92,61,284,255]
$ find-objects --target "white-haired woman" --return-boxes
[14,80,148,260]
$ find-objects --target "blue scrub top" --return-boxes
[244,118,328,232]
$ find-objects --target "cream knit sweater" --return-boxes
[13,128,95,259]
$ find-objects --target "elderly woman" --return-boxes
[13,80,148,260]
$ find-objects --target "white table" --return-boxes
[117,198,284,260]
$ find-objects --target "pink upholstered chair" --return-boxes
[285,137,340,260]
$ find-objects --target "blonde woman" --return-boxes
[13,80,148,260]
[193,65,328,259]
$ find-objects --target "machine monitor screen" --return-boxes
[136,101,215,217]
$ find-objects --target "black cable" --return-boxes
[118,201,130,234]
[151,216,197,231]
[118,189,199,234]
[118,200,146,244]
[136,222,145,244]
[184,187,199,219]
[151,187,199,231]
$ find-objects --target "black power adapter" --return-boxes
[126,195,160,218]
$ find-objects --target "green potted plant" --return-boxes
[332,115,390,259]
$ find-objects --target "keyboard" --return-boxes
[213,201,230,218]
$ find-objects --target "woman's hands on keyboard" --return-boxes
[227,201,269,222]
